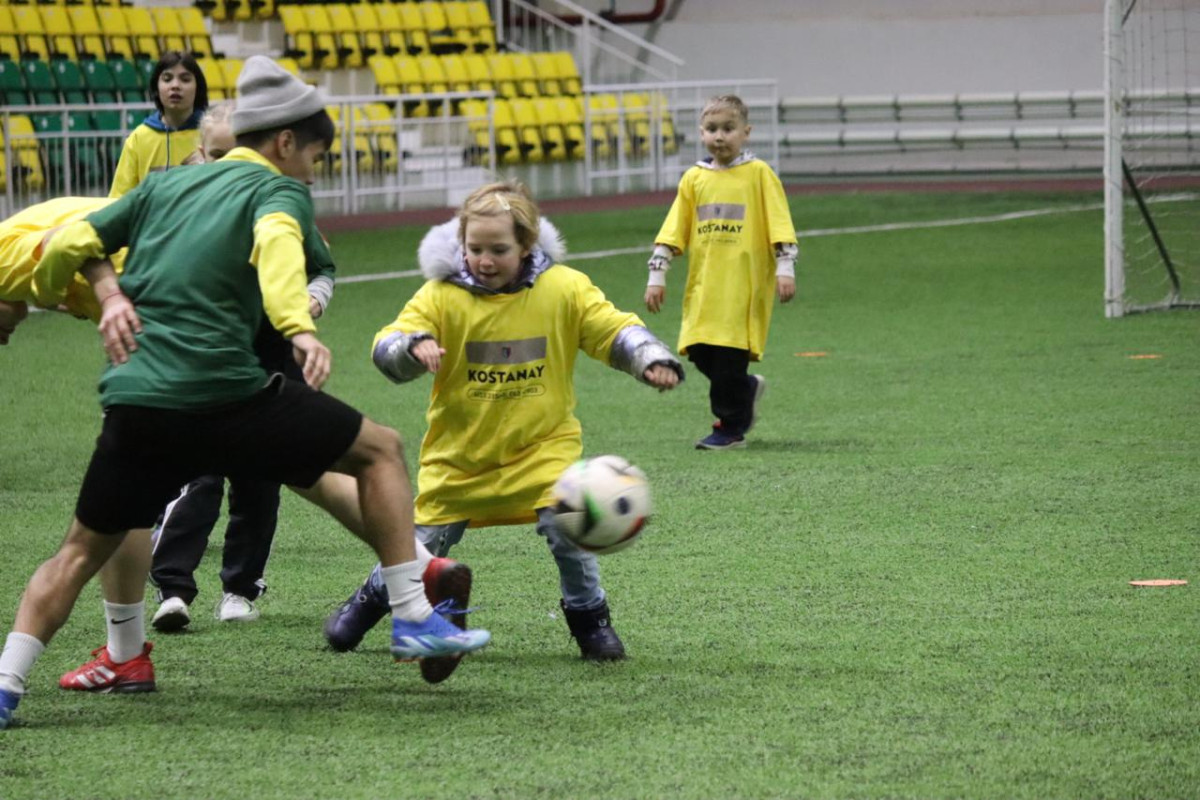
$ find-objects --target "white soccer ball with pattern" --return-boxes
[551,455,651,555]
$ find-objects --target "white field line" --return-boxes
[339,199,1117,283]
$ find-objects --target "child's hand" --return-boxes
[291,332,332,389]
[776,276,796,303]
[309,295,324,320]
[97,292,142,364]
[645,285,665,313]
[643,364,679,392]
[411,338,445,372]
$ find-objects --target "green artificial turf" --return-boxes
[0,190,1196,799]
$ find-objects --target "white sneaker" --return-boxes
[215,593,260,623]
[151,596,191,633]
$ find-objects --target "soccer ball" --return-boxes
[551,455,652,555]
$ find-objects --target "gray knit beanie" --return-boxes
[231,56,326,135]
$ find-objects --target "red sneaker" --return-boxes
[59,643,156,694]
[419,557,473,684]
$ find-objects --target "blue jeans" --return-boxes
[410,507,607,611]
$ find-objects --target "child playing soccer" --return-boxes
[109,50,209,198]
[324,181,682,670]
[644,94,798,450]
[0,57,490,731]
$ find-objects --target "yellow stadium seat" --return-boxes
[368,54,401,95]
[415,54,449,94]
[507,52,539,98]
[439,54,473,94]
[463,1,496,52]
[96,7,136,62]
[362,101,399,171]
[553,51,582,95]
[395,3,429,56]
[485,52,517,98]
[496,98,541,162]
[442,2,491,54]
[122,7,161,62]
[459,97,519,166]
[393,55,430,116]
[345,3,386,59]
[419,0,468,55]
[177,7,217,59]
[148,8,187,54]
[11,5,52,61]
[219,57,243,96]
[0,7,22,63]
[306,5,359,68]
[253,0,277,23]
[277,56,302,77]
[205,57,230,99]
[510,97,553,161]
[39,6,79,61]
[529,52,562,96]
[279,6,333,71]
[533,96,577,158]
[460,52,493,93]
[324,105,374,174]
[66,5,106,61]
[371,4,409,59]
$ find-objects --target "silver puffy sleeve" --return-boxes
[372,331,434,384]
[608,325,685,385]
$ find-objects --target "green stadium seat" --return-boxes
[22,58,60,104]
[0,58,31,105]
[50,57,88,103]
[80,57,120,102]
[103,57,142,102]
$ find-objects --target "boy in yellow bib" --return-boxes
[644,95,798,450]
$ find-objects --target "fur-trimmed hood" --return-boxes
[417,217,567,293]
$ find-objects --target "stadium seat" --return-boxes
[105,57,144,102]
[533,95,577,158]
[530,52,561,96]
[0,6,23,63]
[0,58,31,105]
[462,1,496,52]
[148,8,188,54]
[0,115,45,191]
[393,55,429,116]
[348,4,392,59]
[204,55,232,100]
[459,96,517,166]
[553,51,582,95]
[312,4,361,69]
[460,52,493,93]
[34,110,103,192]
[510,97,554,161]
[415,53,449,95]
[507,52,539,98]
[362,101,399,171]
[121,7,159,62]
[323,104,373,174]
[177,7,218,59]
[276,56,301,77]
[442,2,491,54]
[563,95,608,159]
[22,58,59,104]
[368,53,400,96]
[81,57,120,102]
[38,6,80,61]
[370,4,409,59]
[395,3,429,56]
[218,57,242,98]
[96,6,137,62]
[485,52,517,98]
[278,6,333,71]
[91,106,124,171]
[50,57,87,103]
[10,5,52,61]
[65,5,106,60]
[419,1,468,56]
[439,54,472,94]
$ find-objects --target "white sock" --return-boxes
[0,632,46,695]
[415,539,434,568]
[104,601,145,663]
[380,560,433,622]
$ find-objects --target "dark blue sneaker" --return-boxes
[391,606,491,661]
[0,688,19,730]
[324,567,389,652]
[561,600,626,661]
[695,429,746,450]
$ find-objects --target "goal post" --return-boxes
[1103,0,1200,317]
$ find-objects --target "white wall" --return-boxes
[628,0,1104,96]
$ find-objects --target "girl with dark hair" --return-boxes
[109,51,210,198]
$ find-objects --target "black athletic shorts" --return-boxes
[76,376,363,535]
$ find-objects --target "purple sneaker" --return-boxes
[323,568,389,652]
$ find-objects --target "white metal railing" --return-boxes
[496,0,683,86]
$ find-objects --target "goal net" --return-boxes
[1104,0,1200,317]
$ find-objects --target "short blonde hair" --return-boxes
[457,181,541,253]
[700,94,750,126]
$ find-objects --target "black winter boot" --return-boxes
[561,599,626,661]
